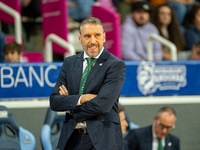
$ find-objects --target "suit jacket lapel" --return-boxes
[83,49,109,91]
[75,53,84,90]
[165,135,172,150]
[145,126,153,150]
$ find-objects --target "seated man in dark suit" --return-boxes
[124,106,180,150]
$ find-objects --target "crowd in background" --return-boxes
[118,0,200,61]
[1,0,200,62]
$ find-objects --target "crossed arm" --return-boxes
[50,57,125,122]
[59,85,97,105]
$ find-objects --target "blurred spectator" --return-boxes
[118,105,130,150]
[178,40,200,60]
[151,3,185,60]
[149,0,166,6]
[119,104,139,135]
[97,0,117,12]
[0,31,6,62]
[118,105,129,135]
[121,1,162,61]
[184,4,200,50]
[112,0,123,7]
[124,106,180,150]
[167,0,197,33]
[117,0,144,24]
[21,0,41,50]
[67,0,95,23]
[21,0,41,18]
[3,41,22,63]
[118,105,139,150]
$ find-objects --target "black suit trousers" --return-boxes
[64,132,96,150]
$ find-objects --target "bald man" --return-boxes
[124,106,180,150]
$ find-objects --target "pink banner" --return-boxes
[22,52,43,62]
[0,0,21,24]
[92,5,121,59]
[40,0,68,55]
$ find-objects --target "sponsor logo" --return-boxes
[137,61,187,95]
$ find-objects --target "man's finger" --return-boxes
[59,86,65,95]
[59,86,65,93]
[59,90,63,95]
[62,85,69,95]
[59,85,69,96]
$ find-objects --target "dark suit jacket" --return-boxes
[50,48,126,150]
[124,125,180,150]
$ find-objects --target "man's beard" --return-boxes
[134,17,147,26]
[85,44,101,58]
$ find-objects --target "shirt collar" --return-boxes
[83,47,104,60]
[152,123,157,140]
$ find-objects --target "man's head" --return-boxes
[131,1,150,26]
[78,17,106,58]
[4,41,22,62]
[191,40,200,60]
[153,107,176,139]
[118,106,129,134]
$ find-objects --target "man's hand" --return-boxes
[59,85,69,95]
[80,94,97,104]
[59,85,97,105]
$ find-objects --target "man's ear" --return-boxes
[103,32,106,43]
[153,115,157,123]
[78,34,82,44]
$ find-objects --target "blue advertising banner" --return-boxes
[121,60,200,96]
[0,62,62,99]
[0,61,200,99]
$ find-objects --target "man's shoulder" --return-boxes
[103,48,122,60]
[121,15,135,28]
[100,49,125,70]
[125,125,152,142]
[108,52,125,66]
[166,133,180,149]
[64,52,82,61]
[129,125,151,135]
[167,133,180,142]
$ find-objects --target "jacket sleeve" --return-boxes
[50,58,80,111]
